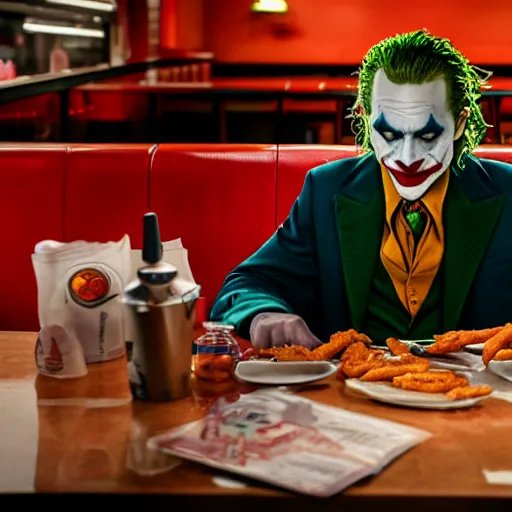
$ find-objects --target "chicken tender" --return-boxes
[261,329,372,361]
[337,341,385,379]
[493,349,512,361]
[313,329,370,360]
[386,337,411,356]
[360,358,430,382]
[483,324,512,366]
[258,345,317,361]
[426,326,503,355]
[446,385,493,400]
[393,371,467,393]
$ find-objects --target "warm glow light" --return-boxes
[23,22,105,38]
[251,0,289,13]
[46,0,116,12]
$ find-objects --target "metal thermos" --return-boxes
[124,213,201,402]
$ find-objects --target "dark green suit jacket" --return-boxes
[211,152,512,341]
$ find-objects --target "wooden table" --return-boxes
[2,331,512,509]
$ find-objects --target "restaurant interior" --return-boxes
[3,0,512,507]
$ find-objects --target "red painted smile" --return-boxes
[384,159,443,187]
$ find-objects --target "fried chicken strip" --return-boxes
[313,329,371,360]
[393,371,467,393]
[258,345,317,361]
[360,357,430,382]
[493,349,512,361]
[259,329,371,361]
[337,341,385,379]
[446,385,493,400]
[386,337,411,356]
[426,326,504,355]
[483,323,512,366]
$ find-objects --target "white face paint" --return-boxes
[370,69,455,201]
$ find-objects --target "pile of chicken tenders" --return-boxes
[258,324,512,400]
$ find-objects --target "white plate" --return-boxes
[344,376,490,410]
[488,360,512,382]
[463,343,485,355]
[235,360,337,386]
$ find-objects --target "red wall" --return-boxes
[202,0,512,65]
[126,0,148,62]
[176,0,204,50]
[161,0,177,49]
[160,0,204,51]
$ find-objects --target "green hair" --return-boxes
[351,29,491,169]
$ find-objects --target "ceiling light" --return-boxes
[45,0,116,12]
[23,21,105,38]
[251,0,289,13]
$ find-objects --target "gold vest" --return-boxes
[380,167,449,317]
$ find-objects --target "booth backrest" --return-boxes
[0,143,510,331]
[149,144,277,309]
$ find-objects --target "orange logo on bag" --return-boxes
[69,268,109,305]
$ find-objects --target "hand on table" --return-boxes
[249,313,322,350]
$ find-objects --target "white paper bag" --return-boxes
[32,236,132,372]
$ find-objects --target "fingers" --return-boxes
[251,321,272,350]
[250,313,281,349]
[300,334,323,350]
[287,319,322,350]
[250,313,322,350]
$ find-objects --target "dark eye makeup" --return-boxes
[373,113,403,142]
[373,112,445,143]
[413,114,445,142]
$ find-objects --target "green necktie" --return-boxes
[403,201,427,243]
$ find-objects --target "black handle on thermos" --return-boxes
[142,212,163,264]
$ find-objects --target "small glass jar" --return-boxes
[192,322,240,383]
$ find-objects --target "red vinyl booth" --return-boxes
[1,143,511,332]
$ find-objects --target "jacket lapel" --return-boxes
[334,154,384,331]
[443,156,506,331]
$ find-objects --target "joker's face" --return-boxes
[370,69,457,201]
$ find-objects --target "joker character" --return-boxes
[211,30,512,347]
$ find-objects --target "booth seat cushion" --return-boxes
[150,144,277,310]
[1,142,512,333]
[0,145,66,331]
[64,144,153,248]
[474,145,512,163]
